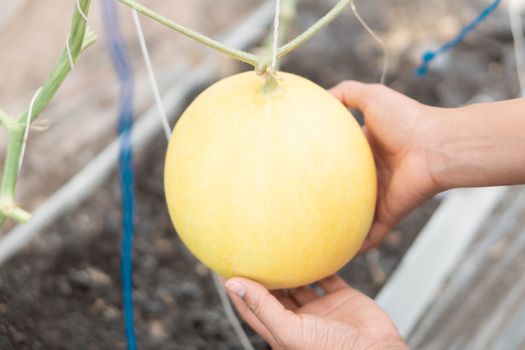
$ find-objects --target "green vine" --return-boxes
[0,0,95,227]
[118,0,352,77]
[118,0,260,67]
[0,0,354,228]
[0,109,10,130]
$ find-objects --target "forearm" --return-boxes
[427,98,525,190]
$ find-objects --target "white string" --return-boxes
[271,0,281,71]
[19,87,42,174]
[66,34,75,71]
[509,0,525,97]
[131,9,172,140]
[212,273,255,350]
[66,1,89,71]
[76,0,89,22]
[130,7,251,350]
[350,1,389,85]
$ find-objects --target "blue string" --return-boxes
[416,0,501,76]
[100,1,137,350]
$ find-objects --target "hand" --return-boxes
[225,275,407,350]
[329,81,443,250]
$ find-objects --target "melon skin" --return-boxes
[164,71,377,289]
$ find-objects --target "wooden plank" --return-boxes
[375,186,507,338]
[408,186,525,349]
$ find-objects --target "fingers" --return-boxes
[271,290,299,311]
[289,286,319,306]
[225,278,300,347]
[329,81,388,112]
[287,276,349,306]
[360,238,380,252]
[359,221,391,253]
[318,275,349,293]
[227,286,275,342]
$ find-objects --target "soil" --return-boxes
[0,0,521,349]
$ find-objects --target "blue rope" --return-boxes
[101,1,137,349]
[416,0,501,76]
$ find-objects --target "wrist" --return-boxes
[410,105,453,194]
[424,106,464,192]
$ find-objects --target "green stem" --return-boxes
[118,0,260,67]
[261,0,297,92]
[0,129,25,225]
[277,0,352,58]
[0,0,94,226]
[261,73,280,94]
[26,26,96,123]
[0,196,31,223]
[275,0,297,58]
[117,0,352,78]
[0,129,23,201]
[0,109,9,129]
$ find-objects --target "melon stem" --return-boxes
[261,73,280,94]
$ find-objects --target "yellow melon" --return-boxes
[164,71,376,289]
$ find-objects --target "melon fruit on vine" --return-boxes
[164,71,377,289]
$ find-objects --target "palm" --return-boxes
[277,278,380,319]
[268,275,405,349]
[227,274,406,349]
[330,82,439,249]
[299,288,392,326]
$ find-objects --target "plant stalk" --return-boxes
[25,31,96,125]
[118,0,260,67]
[0,109,10,129]
[260,0,298,92]
[0,128,31,224]
[0,0,94,226]
[0,0,354,225]
[117,0,352,76]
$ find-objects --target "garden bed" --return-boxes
[0,0,520,349]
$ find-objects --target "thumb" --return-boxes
[329,80,383,112]
[225,278,299,347]
[329,81,410,119]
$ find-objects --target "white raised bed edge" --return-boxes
[376,186,507,338]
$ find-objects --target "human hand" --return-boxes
[225,275,407,350]
[329,81,443,250]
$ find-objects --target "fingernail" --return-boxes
[225,281,246,299]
